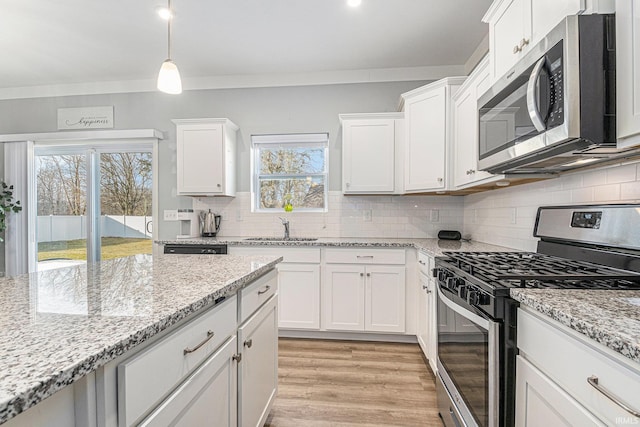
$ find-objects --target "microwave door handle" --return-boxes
[526,57,547,133]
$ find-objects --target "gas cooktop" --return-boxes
[439,251,640,291]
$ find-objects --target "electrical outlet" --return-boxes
[363,209,372,222]
[163,210,178,221]
[430,209,439,222]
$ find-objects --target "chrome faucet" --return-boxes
[279,217,290,240]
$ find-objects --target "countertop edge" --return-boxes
[0,257,282,425]
[511,289,640,365]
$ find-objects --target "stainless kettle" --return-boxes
[199,209,221,237]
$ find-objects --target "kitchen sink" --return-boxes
[244,237,318,241]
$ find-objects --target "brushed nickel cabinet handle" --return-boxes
[513,44,521,54]
[587,375,640,417]
[366,273,371,277]
[356,255,374,259]
[360,272,364,277]
[244,339,253,348]
[418,260,426,265]
[257,285,271,295]
[183,330,215,355]
[520,38,529,49]
[232,354,242,363]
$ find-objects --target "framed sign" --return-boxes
[57,106,114,130]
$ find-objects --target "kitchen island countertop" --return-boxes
[511,288,640,365]
[158,236,516,257]
[0,253,281,425]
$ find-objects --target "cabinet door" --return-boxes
[417,270,430,356]
[343,119,395,193]
[238,297,278,427]
[176,124,224,195]
[426,278,438,372]
[530,0,584,46]
[490,0,530,81]
[515,356,605,427]
[617,0,640,145]
[277,263,320,329]
[139,336,238,427]
[322,265,365,331]
[365,265,406,333]
[404,86,447,191]
[453,61,495,188]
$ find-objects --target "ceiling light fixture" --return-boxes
[157,0,182,94]
[347,0,362,7]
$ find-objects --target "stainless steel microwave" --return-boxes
[477,14,627,174]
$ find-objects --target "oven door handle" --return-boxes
[437,285,491,330]
[526,56,547,133]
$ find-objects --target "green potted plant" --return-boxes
[0,181,22,242]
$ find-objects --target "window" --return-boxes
[252,133,328,212]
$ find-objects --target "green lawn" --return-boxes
[38,237,152,261]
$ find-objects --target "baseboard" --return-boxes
[278,329,418,343]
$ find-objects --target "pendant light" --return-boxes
[157,0,182,94]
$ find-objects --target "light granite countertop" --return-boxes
[511,289,640,365]
[0,253,281,425]
[158,236,515,257]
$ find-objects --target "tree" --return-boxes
[36,155,86,215]
[100,153,152,215]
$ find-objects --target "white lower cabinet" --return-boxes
[278,263,320,329]
[515,355,604,427]
[238,296,278,427]
[140,336,238,427]
[516,308,640,426]
[323,262,406,333]
[416,251,437,372]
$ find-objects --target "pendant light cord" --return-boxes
[167,0,172,60]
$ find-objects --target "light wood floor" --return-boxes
[264,338,443,427]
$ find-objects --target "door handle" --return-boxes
[526,57,547,133]
[587,375,640,417]
[183,330,215,355]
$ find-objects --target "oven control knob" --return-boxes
[468,290,479,305]
[457,285,467,299]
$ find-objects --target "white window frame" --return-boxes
[251,133,329,213]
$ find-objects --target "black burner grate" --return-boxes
[441,251,640,290]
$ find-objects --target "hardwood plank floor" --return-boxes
[264,338,444,427]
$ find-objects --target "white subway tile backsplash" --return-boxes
[192,191,464,239]
[606,163,637,184]
[464,160,640,251]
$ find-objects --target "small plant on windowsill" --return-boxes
[0,182,22,242]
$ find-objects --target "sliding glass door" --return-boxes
[35,144,152,271]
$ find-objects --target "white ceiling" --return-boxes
[0,0,492,98]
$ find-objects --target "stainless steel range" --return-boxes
[433,204,640,427]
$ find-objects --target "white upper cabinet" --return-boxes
[452,57,502,189]
[616,0,640,149]
[173,118,238,197]
[401,78,465,193]
[483,0,614,82]
[340,113,404,194]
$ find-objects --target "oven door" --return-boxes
[436,285,499,427]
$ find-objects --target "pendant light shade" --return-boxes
[157,59,182,94]
[157,0,182,94]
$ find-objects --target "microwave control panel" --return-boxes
[546,41,564,128]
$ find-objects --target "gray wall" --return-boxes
[0,81,428,239]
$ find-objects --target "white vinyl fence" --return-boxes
[37,215,152,243]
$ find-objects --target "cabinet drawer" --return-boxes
[240,269,278,323]
[518,309,640,425]
[118,295,237,426]
[324,248,405,265]
[417,251,433,276]
[231,246,320,263]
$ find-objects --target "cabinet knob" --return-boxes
[437,177,443,182]
[366,273,371,277]
[513,44,521,54]
[519,38,529,49]
[244,339,253,348]
[360,272,364,277]
[470,169,475,174]
[216,183,221,187]
[232,354,242,363]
